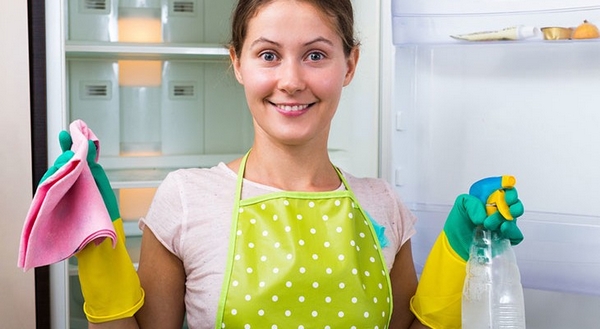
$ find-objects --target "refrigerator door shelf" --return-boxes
[410,204,600,297]
[392,0,600,45]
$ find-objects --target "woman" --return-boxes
[80,0,523,328]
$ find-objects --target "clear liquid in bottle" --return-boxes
[462,227,526,329]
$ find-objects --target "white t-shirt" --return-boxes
[140,163,417,329]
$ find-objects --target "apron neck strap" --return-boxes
[234,149,351,201]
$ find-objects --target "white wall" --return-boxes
[0,0,36,328]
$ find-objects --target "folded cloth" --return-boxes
[18,120,116,271]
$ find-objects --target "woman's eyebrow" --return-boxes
[249,36,334,48]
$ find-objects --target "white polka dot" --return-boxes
[286,281,293,288]
[324,241,331,247]
[299,267,306,274]
[336,227,343,233]
[272,295,278,302]
[351,297,358,303]
[258,309,264,316]
[338,254,345,261]
[311,311,318,317]
[234,254,241,261]
[239,208,244,213]
[283,200,290,206]
[232,280,239,287]
[339,282,345,289]
[365,271,371,277]
[250,218,256,224]
[261,204,266,210]
[286,253,293,260]
[322,215,329,221]
[364,311,370,318]
[248,242,255,248]
[274,242,281,248]
[348,212,354,219]
[338,311,345,318]
[244,324,250,329]
[237,230,242,236]
[259,281,266,288]
[370,257,376,263]
[285,226,291,232]
[246,267,253,273]
[298,326,304,329]
[350,240,356,246]
[245,294,251,301]
[272,214,278,221]
[296,214,303,220]
[262,230,269,236]
[299,296,305,302]
[231,309,237,315]
[325,296,332,303]
[359,232,366,238]
[272,325,278,329]
[273,267,280,274]
[309,201,315,208]
[312,254,319,260]
[312,282,319,288]
[325,268,332,274]
[351,268,358,275]
[374,297,379,303]
[260,255,267,262]
[298,239,305,246]
[310,228,317,234]
[285,310,292,317]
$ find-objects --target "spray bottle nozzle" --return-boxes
[469,175,516,219]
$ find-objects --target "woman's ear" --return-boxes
[230,47,244,84]
[343,46,360,87]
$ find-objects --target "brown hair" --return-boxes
[230,0,359,57]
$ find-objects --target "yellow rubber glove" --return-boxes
[63,131,145,323]
[410,176,524,329]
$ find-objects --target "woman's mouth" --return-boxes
[271,102,313,116]
[275,103,310,112]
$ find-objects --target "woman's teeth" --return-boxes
[277,104,309,112]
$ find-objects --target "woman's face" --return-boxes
[231,0,359,147]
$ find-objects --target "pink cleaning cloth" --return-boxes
[18,120,116,271]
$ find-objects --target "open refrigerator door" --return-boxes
[383,0,600,326]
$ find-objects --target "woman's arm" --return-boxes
[135,227,187,329]
[388,239,429,329]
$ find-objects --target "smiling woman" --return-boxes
[82,1,425,328]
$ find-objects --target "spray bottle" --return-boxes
[462,176,526,329]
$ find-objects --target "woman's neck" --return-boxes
[229,144,341,192]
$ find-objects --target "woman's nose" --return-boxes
[277,61,305,94]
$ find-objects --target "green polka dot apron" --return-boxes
[216,153,393,329]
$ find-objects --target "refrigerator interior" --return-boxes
[386,0,600,326]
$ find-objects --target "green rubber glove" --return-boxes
[54,131,145,323]
[39,131,75,184]
[411,176,524,328]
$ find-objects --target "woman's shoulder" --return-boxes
[341,170,395,197]
[164,162,237,188]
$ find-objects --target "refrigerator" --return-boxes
[383,0,600,327]
[31,0,600,328]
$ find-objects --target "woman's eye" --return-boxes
[260,52,277,62]
[307,52,325,61]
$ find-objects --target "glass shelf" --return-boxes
[392,0,600,45]
[65,41,230,60]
